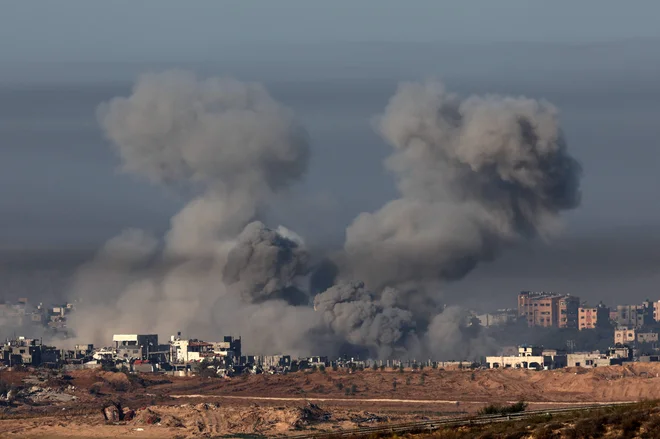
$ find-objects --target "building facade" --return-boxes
[614,328,636,344]
[578,305,610,330]
[112,334,159,360]
[518,291,580,328]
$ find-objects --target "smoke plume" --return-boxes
[67,71,315,352]
[313,281,416,358]
[223,221,310,305]
[344,80,582,290]
[64,74,582,361]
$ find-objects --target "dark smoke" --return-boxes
[223,221,310,305]
[313,281,416,358]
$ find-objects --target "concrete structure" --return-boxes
[112,334,158,360]
[486,346,566,370]
[614,328,636,344]
[476,309,518,327]
[567,346,632,368]
[653,301,660,322]
[169,334,241,364]
[612,304,652,329]
[637,332,659,344]
[558,296,580,328]
[256,355,292,369]
[1,337,42,366]
[518,291,580,328]
[613,329,658,345]
[578,304,610,330]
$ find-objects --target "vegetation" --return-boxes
[376,401,660,439]
[477,401,528,416]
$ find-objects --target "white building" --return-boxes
[486,346,566,370]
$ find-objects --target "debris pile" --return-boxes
[296,402,331,426]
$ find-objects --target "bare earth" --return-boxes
[3,363,660,438]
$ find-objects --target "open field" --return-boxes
[3,363,660,438]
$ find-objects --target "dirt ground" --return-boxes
[3,363,660,438]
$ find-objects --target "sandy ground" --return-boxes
[3,363,660,438]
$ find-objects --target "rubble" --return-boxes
[296,402,331,426]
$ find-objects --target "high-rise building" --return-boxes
[518,291,580,328]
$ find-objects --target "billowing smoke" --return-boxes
[325,80,581,359]
[65,75,582,361]
[223,221,310,305]
[313,281,416,359]
[344,81,581,290]
[66,71,317,352]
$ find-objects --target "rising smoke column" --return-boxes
[67,71,320,351]
[324,80,582,359]
[344,80,582,290]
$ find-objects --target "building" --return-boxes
[486,346,566,370]
[112,334,158,360]
[475,309,518,327]
[578,304,610,330]
[169,334,241,364]
[614,328,636,344]
[612,304,651,329]
[518,291,580,328]
[1,337,42,366]
[653,301,660,322]
[638,332,659,344]
[558,296,580,328]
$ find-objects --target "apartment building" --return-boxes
[518,291,580,328]
[578,304,610,330]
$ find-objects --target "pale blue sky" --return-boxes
[2,1,660,62]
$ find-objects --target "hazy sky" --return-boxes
[3,1,660,63]
[0,2,659,308]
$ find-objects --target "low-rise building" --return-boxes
[486,346,566,370]
[112,334,158,360]
[614,329,658,345]
[614,328,636,344]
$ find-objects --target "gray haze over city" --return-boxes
[0,2,659,358]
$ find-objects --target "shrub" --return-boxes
[478,401,528,416]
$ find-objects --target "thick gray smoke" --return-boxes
[344,80,582,290]
[67,71,316,352]
[66,75,582,361]
[322,80,582,359]
[223,221,310,305]
[313,281,416,358]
